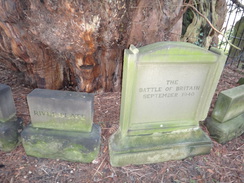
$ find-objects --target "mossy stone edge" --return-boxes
[21,124,101,163]
[109,128,212,167]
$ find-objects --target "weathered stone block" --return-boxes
[206,114,244,144]
[0,118,22,152]
[109,128,211,167]
[27,89,94,132]
[0,84,16,122]
[212,85,244,122]
[21,124,101,162]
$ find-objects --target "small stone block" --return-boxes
[0,84,16,122]
[21,124,101,162]
[206,114,244,144]
[0,118,22,152]
[109,128,212,167]
[27,89,94,132]
[212,85,244,122]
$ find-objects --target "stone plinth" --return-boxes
[21,124,101,162]
[110,128,211,166]
[206,114,244,144]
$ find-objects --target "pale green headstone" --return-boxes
[109,42,226,167]
[212,85,244,122]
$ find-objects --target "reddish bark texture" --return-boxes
[0,0,184,92]
[0,0,226,92]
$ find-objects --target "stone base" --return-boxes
[0,118,22,152]
[206,114,244,144]
[21,124,101,162]
[109,128,212,167]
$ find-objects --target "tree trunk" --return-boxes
[0,0,225,92]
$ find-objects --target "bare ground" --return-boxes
[0,63,243,183]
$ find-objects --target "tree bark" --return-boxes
[181,0,227,48]
[0,0,225,92]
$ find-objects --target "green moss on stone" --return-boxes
[0,114,17,123]
[0,118,22,152]
[21,124,101,162]
[109,128,211,167]
[31,119,92,132]
[0,137,18,152]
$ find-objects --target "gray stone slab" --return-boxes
[21,124,101,162]
[206,114,244,144]
[27,89,94,132]
[212,85,244,122]
[0,118,22,152]
[0,84,16,122]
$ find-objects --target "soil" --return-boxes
[0,63,243,183]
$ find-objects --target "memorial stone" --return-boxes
[21,89,101,162]
[27,89,94,132]
[109,42,226,167]
[207,85,244,144]
[0,84,22,152]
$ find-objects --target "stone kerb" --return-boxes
[207,85,244,144]
[21,88,101,163]
[109,42,226,167]
[0,84,22,152]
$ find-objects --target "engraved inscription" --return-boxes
[33,110,86,120]
[139,80,201,99]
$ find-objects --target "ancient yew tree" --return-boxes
[0,0,227,92]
